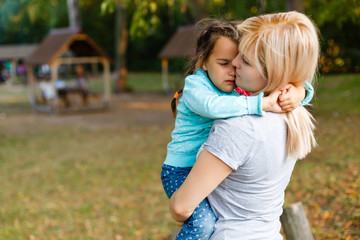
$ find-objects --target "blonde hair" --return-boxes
[237,11,319,159]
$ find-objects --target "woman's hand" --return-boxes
[278,84,305,112]
[168,149,232,225]
[262,91,283,113]
[262,84,306,113]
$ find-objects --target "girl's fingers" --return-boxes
[280,101,297,111]
[280,83,292,92]
[279,99,291,107]
[279,92,291,101]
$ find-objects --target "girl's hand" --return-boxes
[278,84,306,112]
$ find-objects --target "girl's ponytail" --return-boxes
[171,89,183,118]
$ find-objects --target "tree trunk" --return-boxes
[286,0,304,12]
[67,0,81,28]
[193,0,209,22]
[280,202,314,240]
[258,0,267,14]
[114,1,128,93]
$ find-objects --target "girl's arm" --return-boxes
[301,81,314,105]
[183,76,264,119]
[169,148,232,223]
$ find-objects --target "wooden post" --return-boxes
[169,202,313,240]
[169,228,180,240]
[280,202,314,240]
[102,59,111,106]
[161,58,171,94]
[27,65,36,107]
[7,59,17,85]
[50,61,59,110]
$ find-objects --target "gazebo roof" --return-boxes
[26,27,109,65]
[158,25,197,59]
[0,44,37,60]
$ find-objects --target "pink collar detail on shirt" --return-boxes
[235,87,252,96]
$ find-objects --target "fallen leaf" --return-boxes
[322,210,330,220]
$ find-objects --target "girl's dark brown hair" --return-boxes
[171,18,241,117]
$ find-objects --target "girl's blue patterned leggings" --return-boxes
[161,164,217,240]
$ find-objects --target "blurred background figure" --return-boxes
[75,65,89,106]
[0,62,6,84]
[39,78,56,104]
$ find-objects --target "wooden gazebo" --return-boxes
[0,44,37,84]
[158,25,197,93]
[26,27,111,113]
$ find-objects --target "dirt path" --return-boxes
[0,92,175,133]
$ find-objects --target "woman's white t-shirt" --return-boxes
[202,113,296,240]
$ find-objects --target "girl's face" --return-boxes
[232,51,268,93]
[203,37,238,92]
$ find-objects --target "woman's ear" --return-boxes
[202,63,207,70]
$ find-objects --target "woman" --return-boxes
[169,11,319,239]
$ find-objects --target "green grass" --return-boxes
[0,120,174,239]
[283,73,360,240]
[314,73,360,116]
[0,73,359,239]
[126,72,184,93]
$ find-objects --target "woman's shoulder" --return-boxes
[214,115,257,127]
[212,116,256,138]
[213,113,284,136]
[221,112,283,123]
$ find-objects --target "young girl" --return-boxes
[161,19,313,239]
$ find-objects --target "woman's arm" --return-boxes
[169,149,233,223]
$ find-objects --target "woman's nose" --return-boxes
[229,66,236,77]
[232,54,241,68]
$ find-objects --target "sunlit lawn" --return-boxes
[0,72,359,239]
[284,73,360,239]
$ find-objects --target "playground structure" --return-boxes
[158,25,196,93]
[0,44,37,84]
[26,28,111,113]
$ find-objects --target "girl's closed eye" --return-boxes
[219,61,230,66]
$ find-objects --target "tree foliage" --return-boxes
[306,0,360,73]
[307,0,360,27]
[100,0,192,39]
[0,0,68,43]
[0,0,359,73]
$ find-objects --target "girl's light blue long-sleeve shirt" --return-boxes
[164,69,314,168]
